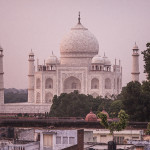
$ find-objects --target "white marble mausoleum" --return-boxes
[0,14,125,113]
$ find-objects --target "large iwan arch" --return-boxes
[63,76,81,93]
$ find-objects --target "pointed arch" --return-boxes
[45,92,53,103]
[91,78,99,89]
[45,78,53,89]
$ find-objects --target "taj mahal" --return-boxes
[0,13,140,113]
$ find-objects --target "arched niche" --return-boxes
[45,78,53,89]
[45,92,53,103]
[91,78,99,89]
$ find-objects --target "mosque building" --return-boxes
[0,13,139,113]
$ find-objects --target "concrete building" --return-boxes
[84,129,143,144]
[0,128,84,150]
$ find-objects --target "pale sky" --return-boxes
[0,0,149,89]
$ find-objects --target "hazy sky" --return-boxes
[0,0,149,89]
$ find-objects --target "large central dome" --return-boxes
[60,15,99,59]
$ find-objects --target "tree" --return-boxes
[141,43,150,80]
[109,100,123,118]
[50,91,93,117]
[50,91,113,117]
[120,81,150,121]
[121,81,142,121]
[97,110,129,139]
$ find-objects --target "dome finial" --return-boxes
[78,11,81,24]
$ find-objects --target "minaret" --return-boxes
[28,50,35,103]
[0,45,4,104]
[131,43,140,82]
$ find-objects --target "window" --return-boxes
[37,134,40,141]
[114,136,124,144]
[45,92,53,103]
[45,78,53,89]
[92,66,94,70]
[63,137,68,144]
[96,65,98,70]
[91,78,99,89]
[69,137,75,144]
[43,134,53,147]
[56,136,61,144]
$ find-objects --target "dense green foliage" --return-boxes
[4,89,27,103]
[109,100,123,118]
[120,81,150,121]
[50,90,113,117]
[97,110,128,134]
[50,80,150,122]
[141,43,150,80]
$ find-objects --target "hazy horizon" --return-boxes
[0,0,149,89]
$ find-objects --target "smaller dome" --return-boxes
[103,55,111,66]
[85,111,97,122]
[92,55,104,64]
[101,109,109,119]
[46,52,58,65]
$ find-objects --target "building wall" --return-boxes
[15,128,35,141]
[84,131,93,143]
[92,129,141,144]
[35,129,78,150]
